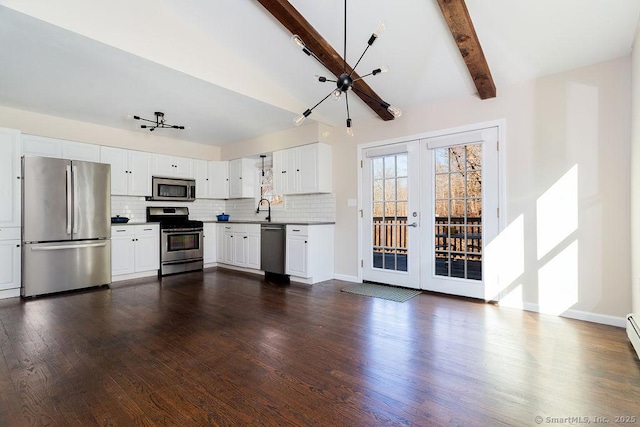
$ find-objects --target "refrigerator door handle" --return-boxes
[30,242,108,251]
[73,166,79,234]
[66,165,72,235]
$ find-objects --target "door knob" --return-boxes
[408,222,418,228]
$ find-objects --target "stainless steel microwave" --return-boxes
[148,176,196,202]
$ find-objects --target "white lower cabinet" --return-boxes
[217,223,261,270]
[203,223,217,265]
[0,227,21,299]
[111,224,159,280]
[286,225,334,284]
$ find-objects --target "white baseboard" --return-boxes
[513,302,626,328]
[333,274,360,283]
[0,288,20,300]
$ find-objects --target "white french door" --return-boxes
[360,126,500,299]
[420,127,499,299]
[361,141,421,288]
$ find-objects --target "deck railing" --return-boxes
[372,216,482,254]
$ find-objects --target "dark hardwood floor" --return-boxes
[1,268,639,426]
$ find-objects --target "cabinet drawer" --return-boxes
[111,226,135,237]
[134,224,159,235]
[286,225,308,236]
[0,227,20,240]
[233,224,248,233]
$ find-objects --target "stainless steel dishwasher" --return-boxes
[261,224,286,274]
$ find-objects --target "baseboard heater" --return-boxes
[627,314,640,360]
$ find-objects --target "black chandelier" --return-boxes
[292,0,401,136]
[133,112,185,131]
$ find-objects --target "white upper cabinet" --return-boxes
[152,154,194,179]
[22,135,100,162]
[228,158,256,199]
[62,140,100,162]
[22,135,63,158]
[273,143,332,195]
[100,147,152,196]
[209,161,229,199]
[193,159,210,199]
[0,128,21,228]
[193,160,229,199]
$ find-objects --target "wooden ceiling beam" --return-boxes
[255,0,395,121]
[436,0,496,99]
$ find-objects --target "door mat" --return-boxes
[341,283,421,303]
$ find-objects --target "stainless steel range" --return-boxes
[147,207,203,276]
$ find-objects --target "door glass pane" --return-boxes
[371,153,409,272]
[434,143,482,280]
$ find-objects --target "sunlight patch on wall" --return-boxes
[485,214,524,301]
[538,240,579,315]
[536,165,578,260]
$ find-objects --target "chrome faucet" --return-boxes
[256,198,271,222]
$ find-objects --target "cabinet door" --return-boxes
[286,235,308,277]
[297,144,319,194]
[193,160,210,199]
[223,232,235,264]
[203,223,216,264]
[111,233,135,276]
[100,146,128,196]
[234,233,248,267]
[128,151,152,196]
[272,150,286,194]
[246,232,261,270]
[152,154,175,177]
[22,135,62,158]
[0,239,20,291]
[134,226,159,272]
[173,157,193,179]
[0,128,21,228]
[209,161,229,199]
[216,225,227,262]
[228,159,242,198]
[62,140,100,162]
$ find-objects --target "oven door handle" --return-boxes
[162,228,203,233]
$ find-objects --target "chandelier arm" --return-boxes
[352,86,389,108]
[349,44,371,77]
[133,116,158,124]
[352,72,374,82]
[345,91,351,120]
[308,89,337,113]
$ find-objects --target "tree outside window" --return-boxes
[257,165,284,209]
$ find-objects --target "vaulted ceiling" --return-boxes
[0,0,639,146]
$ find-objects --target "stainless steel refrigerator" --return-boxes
[22,156,111,297]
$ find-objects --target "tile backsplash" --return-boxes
[111,193,335,223]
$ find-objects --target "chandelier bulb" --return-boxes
[294,109,312,126]
[374,22,386,37]
[379,65,389,73]
[291,34,305,49]
[346,118,353,136]
[387,105,402,118]
[332,90,342,101]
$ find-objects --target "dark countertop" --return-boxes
[203,220,335,225]
[111,221,160,226]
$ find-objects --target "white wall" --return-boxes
[326,57,631,322]
[631,29,640,315]
[0,105,220,160]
